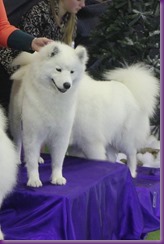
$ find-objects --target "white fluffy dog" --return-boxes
[0,107,18,240]
[9,42,88,187]
[68,64,159,177]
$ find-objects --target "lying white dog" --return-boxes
[0,107,18,240]
[68,64,159,177]
[9,42,88,187]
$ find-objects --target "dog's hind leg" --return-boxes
[126,151,137,178]
[0,198,4,240]
[38,144,47,164]
[0,226,4,240]
[83,142,106,161]
[14,133,23,165]
[106,145,118,163]
[9,111,22,164]
[38,156,44,164]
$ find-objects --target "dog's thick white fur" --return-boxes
[0,107,18,240]
[68,64,159,177]
[9,42,88,187]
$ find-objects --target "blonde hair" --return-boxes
[49,0,77,45]
[63,14,77,45]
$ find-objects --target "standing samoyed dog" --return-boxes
[9,42,88,187]
[68,64,159,177]
[0,107,18,240]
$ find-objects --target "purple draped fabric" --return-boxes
[133,166,160,235]
[0,154,160,240]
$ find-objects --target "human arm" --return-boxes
[0,0,52,51]
[0,0,18,47]
[7,30,52,51]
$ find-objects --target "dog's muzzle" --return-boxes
[51,79,71,93]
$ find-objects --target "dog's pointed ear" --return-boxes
[50,46,59,57]
[75,46,88,65]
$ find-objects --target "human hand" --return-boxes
[31,37,54,51]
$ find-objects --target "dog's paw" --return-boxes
[17,160,22,165]
[0,228,4,240]
[38,156,44,164]
[51,176,66,185]
[131,170,137,178]
[27,178,43,187]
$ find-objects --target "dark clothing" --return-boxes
[0,0,34,50]
[4,0,41,26]
[4,0,42,51]
[75,0,110,71]
[0,64,12,114]
[7,29,33,51]
[75,0,110,47]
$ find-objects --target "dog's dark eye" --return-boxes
[70,70,74,74]
[56,68,62,72]
[51,52,55,57]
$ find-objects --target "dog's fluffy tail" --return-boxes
[11,52,37,81]
[104,63,159,117]
[12,51,37,67]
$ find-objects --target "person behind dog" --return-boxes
[0,0,85,112]
[0,0,52,51]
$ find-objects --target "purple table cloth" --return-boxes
[0,154,160,240]
[133,166,160,236]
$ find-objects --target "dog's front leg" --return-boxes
[25,153,42,187]
[49,135,69,185]
[25,155,42,187]
[23,135,42,187]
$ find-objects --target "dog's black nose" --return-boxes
[63,82,71,90]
